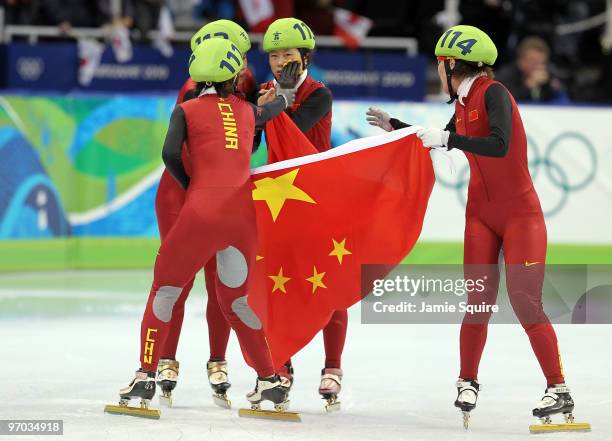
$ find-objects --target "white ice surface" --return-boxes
[2,293,611,441]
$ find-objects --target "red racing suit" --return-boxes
[156,71,257,362]
[141,94,274,377]
[457,76,564,385]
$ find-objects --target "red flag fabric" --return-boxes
[265,112,318,163]
[238,0,275,33]
[248,123,435,368]
[333,7,373,49]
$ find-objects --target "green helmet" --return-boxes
[189,38,243,83]
[435,25,497,66]
[191,19,251,55]
[263,18,316,52]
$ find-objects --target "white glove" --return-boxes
[416,128,450,150]
[276,86,297,108]
[366,107,393,132]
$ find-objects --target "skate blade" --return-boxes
[238,408,301,422]
[529,422,591,433]
[159,395,173,407]
[104,404,161,419]
[213,394,231,409]
[462,411,470,430]
[325,401,341,412]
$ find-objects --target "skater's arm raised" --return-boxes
[249,93,290,129]
[417,85,512,157]
[162,106,190,189]
[366,109,456,132]
[366,107,416,131]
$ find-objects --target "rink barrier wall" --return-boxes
[0,94,611,270]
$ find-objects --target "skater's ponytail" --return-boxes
[452,60,495,80]
[194,78,237,98]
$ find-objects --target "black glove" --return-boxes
[277,60,302,89]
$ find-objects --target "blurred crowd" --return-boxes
[1,0,166,42]
[1,0,611,102]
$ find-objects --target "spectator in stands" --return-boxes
[574,50,612,102]
[131,0,163,42]
[459,0,512,61]
[1,0,34,24]
[43,0,112,31]
[600,52,612,102]
[193,0,235,22]
[296,0,335,35]
[496,36,562,102]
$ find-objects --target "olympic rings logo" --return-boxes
[435,132,598,217]
[16,57,45,81]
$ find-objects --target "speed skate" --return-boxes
[529,418,592,434]
[104,370,161,419]
[208,360,232,409]
[238,375,301,422]
[319,368,343,412]
[156,358,179,407]
[238,405,301,423]
[529,385,591,433]
[104,402,161,420]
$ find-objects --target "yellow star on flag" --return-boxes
[269,267,291,294]
[329,238,352,264]
[256,255,264,261]
[306,266,327,294]
[252,169,316,221]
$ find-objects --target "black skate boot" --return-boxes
[454,379,480,429]
[529,384,591,433]
[529,384,590,432]
[156,359,179,407]
[207,360,231,408]
[239,375,300,422]
[532,384,574,422]
[104,369,160,419]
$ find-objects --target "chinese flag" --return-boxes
[265,112,318,163]
[248,121,435,368]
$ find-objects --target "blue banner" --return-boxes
[3,42,425,99]
[247,49,426,101]
[5,42,190,92]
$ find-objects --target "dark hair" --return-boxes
[452,60,495,80]
[194,78,235,97]
[298,48,314,68]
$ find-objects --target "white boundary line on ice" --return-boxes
[0,95,166,227]
[251,126,421,175]
[68,165,165,225]
[0,96,28,134]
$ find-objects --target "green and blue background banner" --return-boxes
[1,95,610,270]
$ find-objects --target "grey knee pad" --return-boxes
[231,295,262,330]
[216,246,248,288]
[152,286,182,322]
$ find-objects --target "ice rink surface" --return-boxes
[1,270,611,441]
